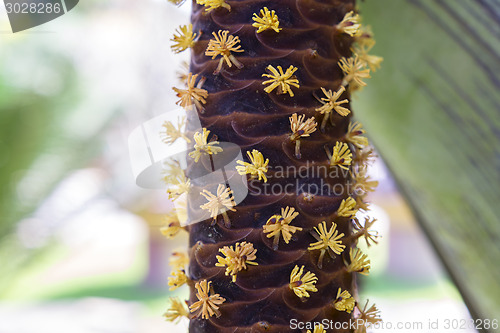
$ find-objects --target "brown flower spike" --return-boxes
[162,1,382,331]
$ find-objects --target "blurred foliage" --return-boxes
[358,0,500,329]
[0,56,74,236]
[0,36,115,294]
[1,242,147,299]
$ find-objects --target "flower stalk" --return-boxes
[161,1,383,331]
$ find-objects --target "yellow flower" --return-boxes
[339,56,371,87]
[175,196,188,222]
[352,44,383,72]
[290,113,317,140]
[352,166,378,196]
[308,221,345,268]
[162,160,185,185]
[346,248,370,275]
[163,297,189,323]
[336,11,361,36]
[307,324,326,333]
[169,251,189,270]
[329,141,352,170]
[356,146,376,167]
[170,24,197,53]
[176,61,190,84]
[263,206,303,249]
[189,128,223,163]
[355,196,370,212]
[355,25,376,49]
[289,113,317,159]
[353,217,379,246]
[166,174,191,201]
[189,279,226,319]
[168,269,188,290]
[205,30,244,74]
[316,86,350,116]
[161,116,191,145]
[167,0,186,5]
[173,72,208,112]
[337,196,358,218]
[200,184,236,227]
[216,241,258,282]
[196,0,230,12]
[346,121,369,149]
[252,7,282,33]
[162,163,186,186]
[315,86,350,130]
[160,223,181,238]
[355,300,382,333]
[160,210,183,238]
[262,65,300,97]
[289,265,318,298]
[236,149,269,182]
[334,288,355,313]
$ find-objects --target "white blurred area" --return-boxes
[0,298,179,333]
[0,1,474,332]
[1,0,191,332]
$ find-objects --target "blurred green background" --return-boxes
[0,0,498,332]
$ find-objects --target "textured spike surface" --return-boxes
[186,1,360,332]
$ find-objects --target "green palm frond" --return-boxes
[358,0,500,327]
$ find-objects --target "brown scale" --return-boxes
[186,0,358,332]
